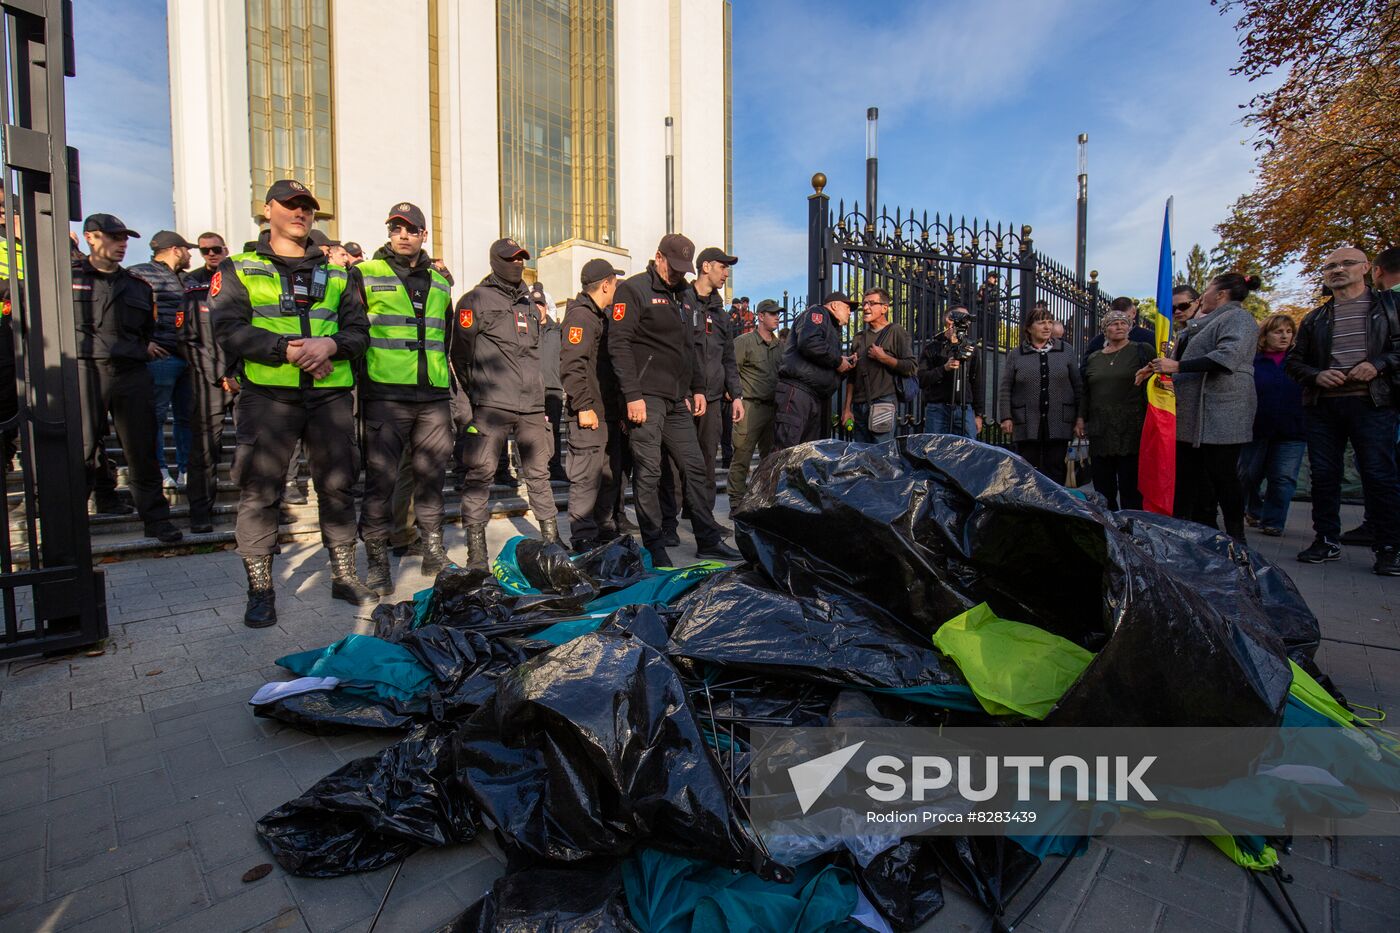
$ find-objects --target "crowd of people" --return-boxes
[33,175,1400,629]
[999,248,1400,577]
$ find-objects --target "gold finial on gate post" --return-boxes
[1090,269,1099,281]
[811,173,827,195]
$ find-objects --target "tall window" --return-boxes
[246,0,335,223]
[498,0,617,259]
[723,0,733,274]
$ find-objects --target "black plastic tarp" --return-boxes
[452,631,765,872]
[738,435,1305,727]
[446,861,639,933]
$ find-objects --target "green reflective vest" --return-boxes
[231,252,352,388]
[358,258,451,387]
[0,239,21,319]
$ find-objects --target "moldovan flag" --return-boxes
[1138,200,1176,515]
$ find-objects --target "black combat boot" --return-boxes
[242,555,277,629]
[329,543,380,605]
[539,517,562,546]
[420,530,453,578]
[465,523,490,573]
[363,540,393,596]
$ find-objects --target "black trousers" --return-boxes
[628,396,724,550]
[720,395,734,465]
[546,390,565,475]
[78,358,170,525]
[695,398,723,507]
[1016,438,1069,485]
[230,390,358,556]
[1090,451,1141,511]
[461,404,556,525]
[360,398,453,542]
[773,381,824,449]
[659,398,721,530]
[565,416,623,545]
[187,375,233,525]
[1174,441,1246,539]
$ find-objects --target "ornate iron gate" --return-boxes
[0,0,107,660]
[805,173,1113,438]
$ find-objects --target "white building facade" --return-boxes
[167,0,732,303]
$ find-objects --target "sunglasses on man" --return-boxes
[199,245,226,256]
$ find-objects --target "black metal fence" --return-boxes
[805,173,1113,439]
[0,0,107,660]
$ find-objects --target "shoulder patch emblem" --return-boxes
[612,303,626,321]
[568,326,583,344]
[174,310,185,329]
[459,307,473,329]
[810,311,823,324]
[209,271,222,298]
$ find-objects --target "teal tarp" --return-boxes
[277,634,433,706]
[622,849,865,933]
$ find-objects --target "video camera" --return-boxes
[947,307,976,361]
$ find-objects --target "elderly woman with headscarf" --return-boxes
[1081,307,1154,509]
[1137,271,1261,541]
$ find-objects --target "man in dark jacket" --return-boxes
[1285,246,1400,576]
[130,231,195,487]
[689,247,742,506]
[179,233,238,533]
[355,202,456,592]
[533,282,567,481]
[917,306,984,438]
[211,179,376,626]
[451,237,558,569]
[773,291,854,448]
[75,214,180,542]
[561,258,626,551]
[607,234,740,566]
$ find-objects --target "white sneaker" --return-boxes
[177,471,187,487]
[162,472,177,489]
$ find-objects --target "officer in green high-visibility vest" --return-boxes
[352,201,456,593]
[210,179,376,628]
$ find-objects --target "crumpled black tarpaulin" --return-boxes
[669,570,965,691]
[256,723,476,876]
[452,631,768,873]
[738,435,1314,727]
[444,861,639,933]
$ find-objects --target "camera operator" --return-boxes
[917,306,984,437]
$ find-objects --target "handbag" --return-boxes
[868,400,896,435]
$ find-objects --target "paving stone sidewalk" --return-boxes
[0,503,1396,931]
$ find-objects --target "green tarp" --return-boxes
[277,634,432,706]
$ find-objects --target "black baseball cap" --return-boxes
[658,233,696,275]
[696,246,738,269]
[755,298,782,316]
[528,282,547,304]
[491,237,529,261]
[308,229,341,248]
[344,242,364,258]
[824,291,852,307]
[150,230,194,251]
[264,179,320,209]
[386,201,426,229]
[581,257,625,287]
[83,214,140,237]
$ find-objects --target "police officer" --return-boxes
[773,291,855,448]
[690,246,743,507]
[73,214,182,541]
[451,237,558,571]
[180,232,238,533]
[607,234,740,566]
[561,258,626,552]
[210,179,375,628]
[533,282,568,482]
[355,202,456,593]
[0,183,21,465]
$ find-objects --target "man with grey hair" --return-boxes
[1286,246,1400,576]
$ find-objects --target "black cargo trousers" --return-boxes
[626,396,724,551]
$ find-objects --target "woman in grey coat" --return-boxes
[998,304,1085,484]
[1140,271,1261,541]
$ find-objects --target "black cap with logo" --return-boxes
[83,214,140,238]
[150,230,194,252]
[658,233,696,275]
[386,202,426,230]
[696,246,738,270]
[264,179,320,210]
[581,257,626,287]
[490,237,530,261]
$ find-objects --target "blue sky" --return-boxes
[68,0,1262,300]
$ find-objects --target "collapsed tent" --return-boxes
[248,435,1397,931]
